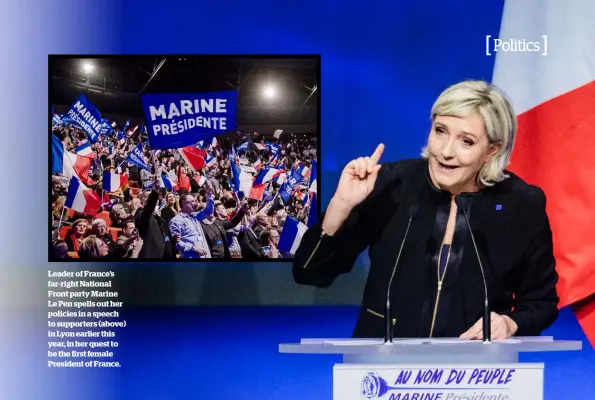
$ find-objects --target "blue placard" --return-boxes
[125,143,151,171]
[64,94,103,143]
[141,90,237,150]
[279,168,304,204]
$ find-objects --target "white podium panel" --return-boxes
[279,337,581,400]
[334,363,543,400]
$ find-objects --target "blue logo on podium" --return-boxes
[361,372,390,399]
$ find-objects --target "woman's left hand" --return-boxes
[460,312,518,340]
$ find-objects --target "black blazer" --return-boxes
[293,159,559,338]
[199,211,246,259]
[135,191,177,259]
[239,228,264,260]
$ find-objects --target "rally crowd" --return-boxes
[51,123,317,261]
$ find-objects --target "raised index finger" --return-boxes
[370,143,385,164]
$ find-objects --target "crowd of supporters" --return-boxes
[51,124,317,260]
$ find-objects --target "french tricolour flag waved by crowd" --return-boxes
[51,89,318,262]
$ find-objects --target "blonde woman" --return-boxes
[160,192,180,225]
[52,196,70,230]
[294,80,559,341]
[78,234,143,259]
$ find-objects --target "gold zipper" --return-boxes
[302,234,324,268]
[429,244,451,338]
[366,308,396,326]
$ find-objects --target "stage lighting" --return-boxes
[83,62,94,74]
[263,85,277,99]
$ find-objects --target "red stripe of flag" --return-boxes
[509,81,595,309]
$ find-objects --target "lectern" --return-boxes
[279,337,581,399]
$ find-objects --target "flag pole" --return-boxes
[56,206,67,232]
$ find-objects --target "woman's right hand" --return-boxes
[333,144,384,209]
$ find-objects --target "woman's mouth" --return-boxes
[438,162,459,172]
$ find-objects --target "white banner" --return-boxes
[334,363,543,400]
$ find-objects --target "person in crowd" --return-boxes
[220,197,243,257]
[134,179,177,259]
[200,199,249,258]
[169,186,215,258]
[252,213,269,238]
[52,120,317,259]
[115,219,145,257]
[177,165,191,192]
[129,197,142,216]
[90,219,117,254]
[52,196,70,230]
[140,166,153,189]
[78,234,142,260]
[65,219,89,252]
[260,228,283,258]
[208,170,221,193]
[117,219,136,246]
[52,176,67,203]
[52,239,71,259]
[109,203,131,228]
[238,215,265,260]
[160,192,179,225]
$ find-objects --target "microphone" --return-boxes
[454,196,491,344]
[384,204,419,344]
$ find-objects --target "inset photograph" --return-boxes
[50,55,319,261]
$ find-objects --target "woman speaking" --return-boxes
[293,80,559,340]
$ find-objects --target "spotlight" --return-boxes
[263,85,276,99]
[83,62,94,74]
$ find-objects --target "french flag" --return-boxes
[161,174,177,191]
[52,135,94,185]
[52,114,63,126]
[127,125,139,136]
[278,216,308,256]
[103,171,128,193]
[492,0,595,346]
[276,172,287,185]
[307,159,318,227]
[194,174,207,187]
[298,164,310,178]
[249,168,283,200]
[254,168,283,186]
[253,158,262,171]
[205,155,217,168]
[65,177,101,216]
[265,142,280,155]
[308,159,317,194]
[76,141,95,158]
[295,191,307,202]
[237,142,249,152]
[230,161,253,198]
[179,146,207,172]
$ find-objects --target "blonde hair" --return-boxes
[78,235,102,258]
[421,80,517,187]
[52,196,66,219]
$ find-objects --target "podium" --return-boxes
[279,337,581,400]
